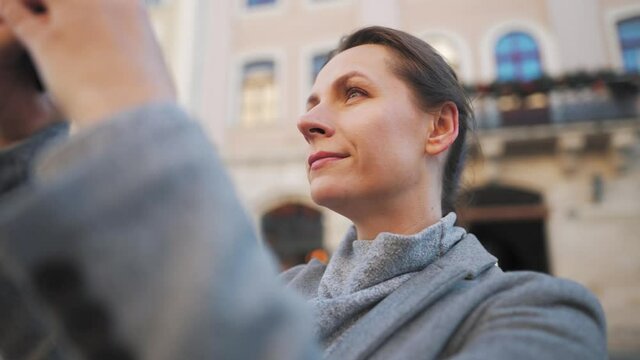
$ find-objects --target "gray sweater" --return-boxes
[282,213,607,359]
[0,104,319,359]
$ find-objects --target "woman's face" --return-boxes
[298,44,433,215]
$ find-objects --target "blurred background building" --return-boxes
[146,0,640,357]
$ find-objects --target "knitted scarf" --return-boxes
[308,213,466,346]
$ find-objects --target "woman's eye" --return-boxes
[346,88,365,100]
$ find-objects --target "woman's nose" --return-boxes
[297,107,335,143]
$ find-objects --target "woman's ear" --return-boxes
[426,101,459,156]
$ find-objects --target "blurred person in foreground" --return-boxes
[0,0,317,359]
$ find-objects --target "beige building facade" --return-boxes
[148,0,640,356]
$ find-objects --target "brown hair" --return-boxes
[329,26,473,214]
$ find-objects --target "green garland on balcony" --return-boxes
[466,71,640,99]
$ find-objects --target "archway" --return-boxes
[458,184,549,273]
[261,203,326,270]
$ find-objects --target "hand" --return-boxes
[0,0,175,127]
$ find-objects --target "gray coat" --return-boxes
[283,215,607,360]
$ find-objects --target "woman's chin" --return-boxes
[309,183,350,211]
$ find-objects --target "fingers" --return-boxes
[0,0,47,44]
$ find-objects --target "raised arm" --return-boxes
[0,1,318,359]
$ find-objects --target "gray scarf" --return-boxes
[310,213,466,345]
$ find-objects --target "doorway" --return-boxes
[261,203,326,270]
[458,184,549,273]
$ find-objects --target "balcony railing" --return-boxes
[469,72,640,130]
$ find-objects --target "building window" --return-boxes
[311,52,330,84]
[423,34,461,75]
[495,32,542,82]
[145,0,167,5]
[241,60,278,127]
[304,0,348,10]
[247,0,276,7]
[617,16,640,73]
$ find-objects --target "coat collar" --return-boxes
[325,234,498,360]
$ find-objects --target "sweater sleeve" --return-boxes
[446,273,607,360]
[0,103,319,360]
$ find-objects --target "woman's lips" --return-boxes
[308,151,348,170]
[310,156,342,170]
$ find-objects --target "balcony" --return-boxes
[470,72,640,130]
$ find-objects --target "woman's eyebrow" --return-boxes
[306,71,372,109]
[333,70,371,87]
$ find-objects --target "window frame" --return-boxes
[231,50,286,128]
[480,20,559,83]
[616,16,640,73]
[302,0,352,11]
[419,29,474,84]
[495,31,543,82]
[247,0,277,7]
[605,4,640,73]
[237,0,285,17]
[298,41,336,115]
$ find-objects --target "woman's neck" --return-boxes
[346,189,443,240]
